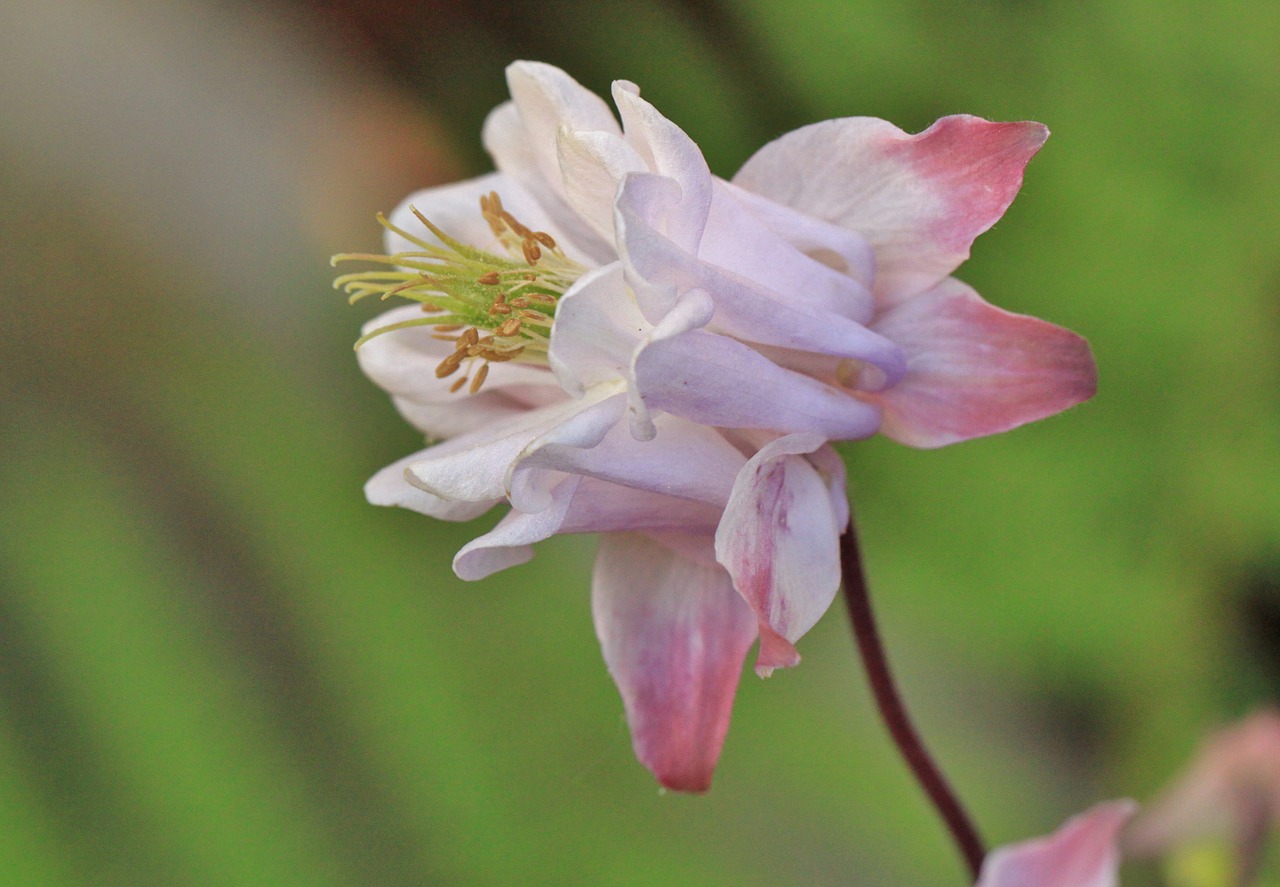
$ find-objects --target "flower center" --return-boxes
[333,192,585,393]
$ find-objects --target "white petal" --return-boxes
[556,126,645,242]
[612,81,712,253]
[364,449,499,522]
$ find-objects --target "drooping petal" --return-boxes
[633,330,883,440]
[714,433,846,675]
[612,81,712,253]
[732,115,1048,304]
[453,475,581,580]
[364,449,500,522]
[593,532,758,792]
[976,801,1136,887]
[864,278,1097,448]
[616,173,907,382]
[358,305,561,404]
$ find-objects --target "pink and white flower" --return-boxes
[337,61,1096,790]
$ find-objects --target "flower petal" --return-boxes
[593,532,758,791]
[454,477,725,581]
[864,278,1097,448]
[699,181,876,324]
[511,408,747,512]
[405,394,613,503]
[616,173,906,382]
[976,801,1136,887]
[547,263,648,397]
[612,81,712,253]
[633,329,883,440]
[732,115,1048,304]
[555,126,645,242]
[364,449,499,522]
[714,433,847,675]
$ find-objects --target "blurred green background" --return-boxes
[2,1,1278,884]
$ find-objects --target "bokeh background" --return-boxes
[3,1,1278,884]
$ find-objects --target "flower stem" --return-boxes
[839,521,986,882]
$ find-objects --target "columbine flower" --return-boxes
[976,801,1135,887]
[1123,710,1280,885]
[336,61,1096,790]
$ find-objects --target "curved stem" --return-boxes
[840,522,986,882]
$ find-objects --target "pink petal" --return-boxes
[612,81,712,253]
[732,115,1048,304]
[593,532,758,791]
[865,278,1096,448]
[633,329,883,440]
[616,173,907,381]
[977,801,1136,887]
[714,433,847,675]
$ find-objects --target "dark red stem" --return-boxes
[839,523,986,882]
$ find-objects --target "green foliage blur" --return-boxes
[2,1,1278,884]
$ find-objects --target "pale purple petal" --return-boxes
[547,263,647,397]
[633,330,883,440]
[732,115,1048,304]
[864,278,1097,448]
[976,801,1136,887]
[593,532,758,791]
[364,449,500,522]
[714,433,846,675]
[718,181,877,291]
[390,391,557,440]
[454,477,725,581]
[616,173,907,381]
[699,181,876,324]
[512,409,747,512]
[612,81,712,253]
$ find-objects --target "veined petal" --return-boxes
[616,173,906,382]
[612,81,712,253]
[633,330,883,440]
[359,305,561,404]
[732,115,1048,305]
[714,433,846,676]
[699,181,876,324]
[976,801,1136,887]
[865,278,1097,448]
[593,532,758,792]
[365,449,499,522]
